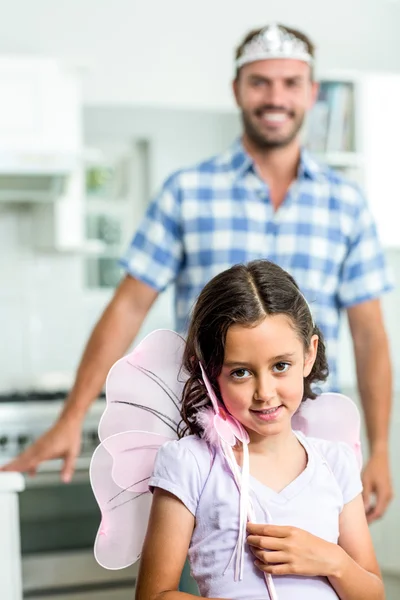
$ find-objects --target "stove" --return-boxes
[0,392,138,599]
[0,391,106,465]
[0,391,84,402]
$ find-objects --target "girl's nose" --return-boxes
[253,375,277,403]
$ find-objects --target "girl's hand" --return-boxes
[247,523,342,577]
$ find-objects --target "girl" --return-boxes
[135,260,384,600]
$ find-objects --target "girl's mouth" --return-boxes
[250,405,283,422]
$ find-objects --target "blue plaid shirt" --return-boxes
[122,140,392,390]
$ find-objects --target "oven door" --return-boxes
[20,459,137,599]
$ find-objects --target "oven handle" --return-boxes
[24,458,91,488]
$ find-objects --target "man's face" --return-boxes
[233,59,318,149]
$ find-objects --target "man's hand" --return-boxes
[0,414,83,483]
[246,523,342,577]
[362,448,393,524]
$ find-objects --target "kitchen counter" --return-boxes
[0,472,25,600]
[0,471,24,492]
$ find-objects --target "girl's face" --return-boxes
[217,315,318,442]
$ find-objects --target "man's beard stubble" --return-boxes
[241,105,305,150]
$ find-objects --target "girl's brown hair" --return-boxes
[179,260,328,437]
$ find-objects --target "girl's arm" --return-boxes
[327,493,384,600]
[135,488,225,600]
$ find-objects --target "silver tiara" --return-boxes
[236,24,313,69]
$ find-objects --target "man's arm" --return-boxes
[1,275,159,482]
[347,298,393,522]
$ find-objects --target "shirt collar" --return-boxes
[298,148,327,182]
[223,138,327,183]
[224,138,253,178]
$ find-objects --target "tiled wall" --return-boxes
[0,204,87,389]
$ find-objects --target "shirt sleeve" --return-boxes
[337,186,394,308]
[120,173,184,293]
[149,439,208,516]
[325,441,363,505]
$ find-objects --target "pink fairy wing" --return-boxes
[102,431,172,492]
[90,431,173,569]
[90,329,187,569]
[292,392,362,469]
[99,329,186,441]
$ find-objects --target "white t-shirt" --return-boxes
[149,431,363,600]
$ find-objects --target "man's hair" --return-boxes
[234,24,316,80]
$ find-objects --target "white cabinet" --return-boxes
[0,57,81,155]
[0,473,25,600]
[306,70,400,248]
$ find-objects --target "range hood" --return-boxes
[0,151,78,202]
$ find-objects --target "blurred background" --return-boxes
[0,1,399,599]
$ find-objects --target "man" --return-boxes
[2,23,393,523]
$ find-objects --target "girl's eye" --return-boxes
[231,369,251,379]
[273,362,290,373]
